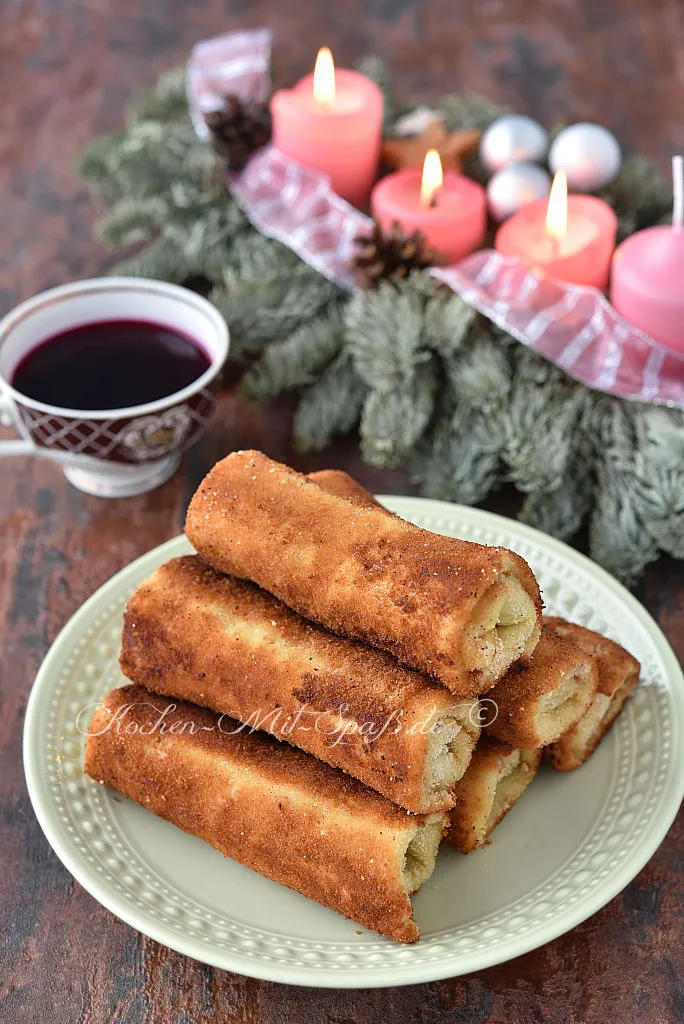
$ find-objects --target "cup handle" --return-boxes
[0,388,35,457]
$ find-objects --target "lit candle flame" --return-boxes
[313,47,336,110]
[420,149,443,208]
[546,171,568,242]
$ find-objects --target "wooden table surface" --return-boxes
[2,2,682,1022]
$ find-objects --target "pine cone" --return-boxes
[352,220,439,288]
[204,95,272,171]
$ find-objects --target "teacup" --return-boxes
[0,278,229,497]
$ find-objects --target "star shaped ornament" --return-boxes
[382,120,481,173]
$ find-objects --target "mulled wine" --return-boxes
[11,319,211,411]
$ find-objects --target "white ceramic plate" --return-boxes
[23,497,684,988]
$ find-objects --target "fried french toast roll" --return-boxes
[185,451,542,696]
[543,618,640,771]
[445,737,542,853]
[485,622,599,748]
[120,556,479,813]
[307,469,393,511]
[85,686,446,944]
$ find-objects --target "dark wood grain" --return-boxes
[1,2,682,1022]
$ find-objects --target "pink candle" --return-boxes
[495,172,617,290]
[270,48,383,208]
[370,151,487,264]
[610,157,684,354]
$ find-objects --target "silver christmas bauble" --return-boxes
[479,115,548,173]
[486,162,552,221]
[548,123,621,192]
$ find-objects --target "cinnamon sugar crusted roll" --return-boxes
[445,737,542,853]
[120,555,480,814]
[307,468,392,511]
[484,622,599,748]
[185,451,542,696]
[85,686,446,943]
[543,618,640,771]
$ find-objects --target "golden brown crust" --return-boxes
[85,686,447,943]
[307,469,393,511]
[542,617,640,697]
[445,736,542,852]
[485,623,599,747]
[185,450,542,695]
[120,555,479,813]
[543,618,640,771]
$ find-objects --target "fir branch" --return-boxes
[194,229,253,283]
[360,360,438,468]
[513,344,569,387]
[600,154,672,240]
[631,454,684,559]
[421,292,477,360]
[635,405,684,470]
[520,472,594,542]
[213,272,340,356]
[79,130,127,188]
[501,382,584,493]
[127,67,189,125]
[445,331,512,409]
[437,93,512,132]
[211,234,340,355]
[345,280,429,392]
[242,305,344,399]
[592,395,637,472]
[96,195,170,248]
[165,203,247,265]
[293,354,367,452]
[589,462,659,585]
[415,405,501,506]
[113,237,193,281]
[110,118,209,203]
[222,231,302,279]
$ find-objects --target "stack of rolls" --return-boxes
[84,450,640,943]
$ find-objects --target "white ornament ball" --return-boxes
[486,162,551,221]
[548,123,621,192]
[479,115,549,173]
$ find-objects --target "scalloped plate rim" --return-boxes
[23,496,684,988]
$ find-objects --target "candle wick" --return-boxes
[672,155,684,231]
[429,192,439,209]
